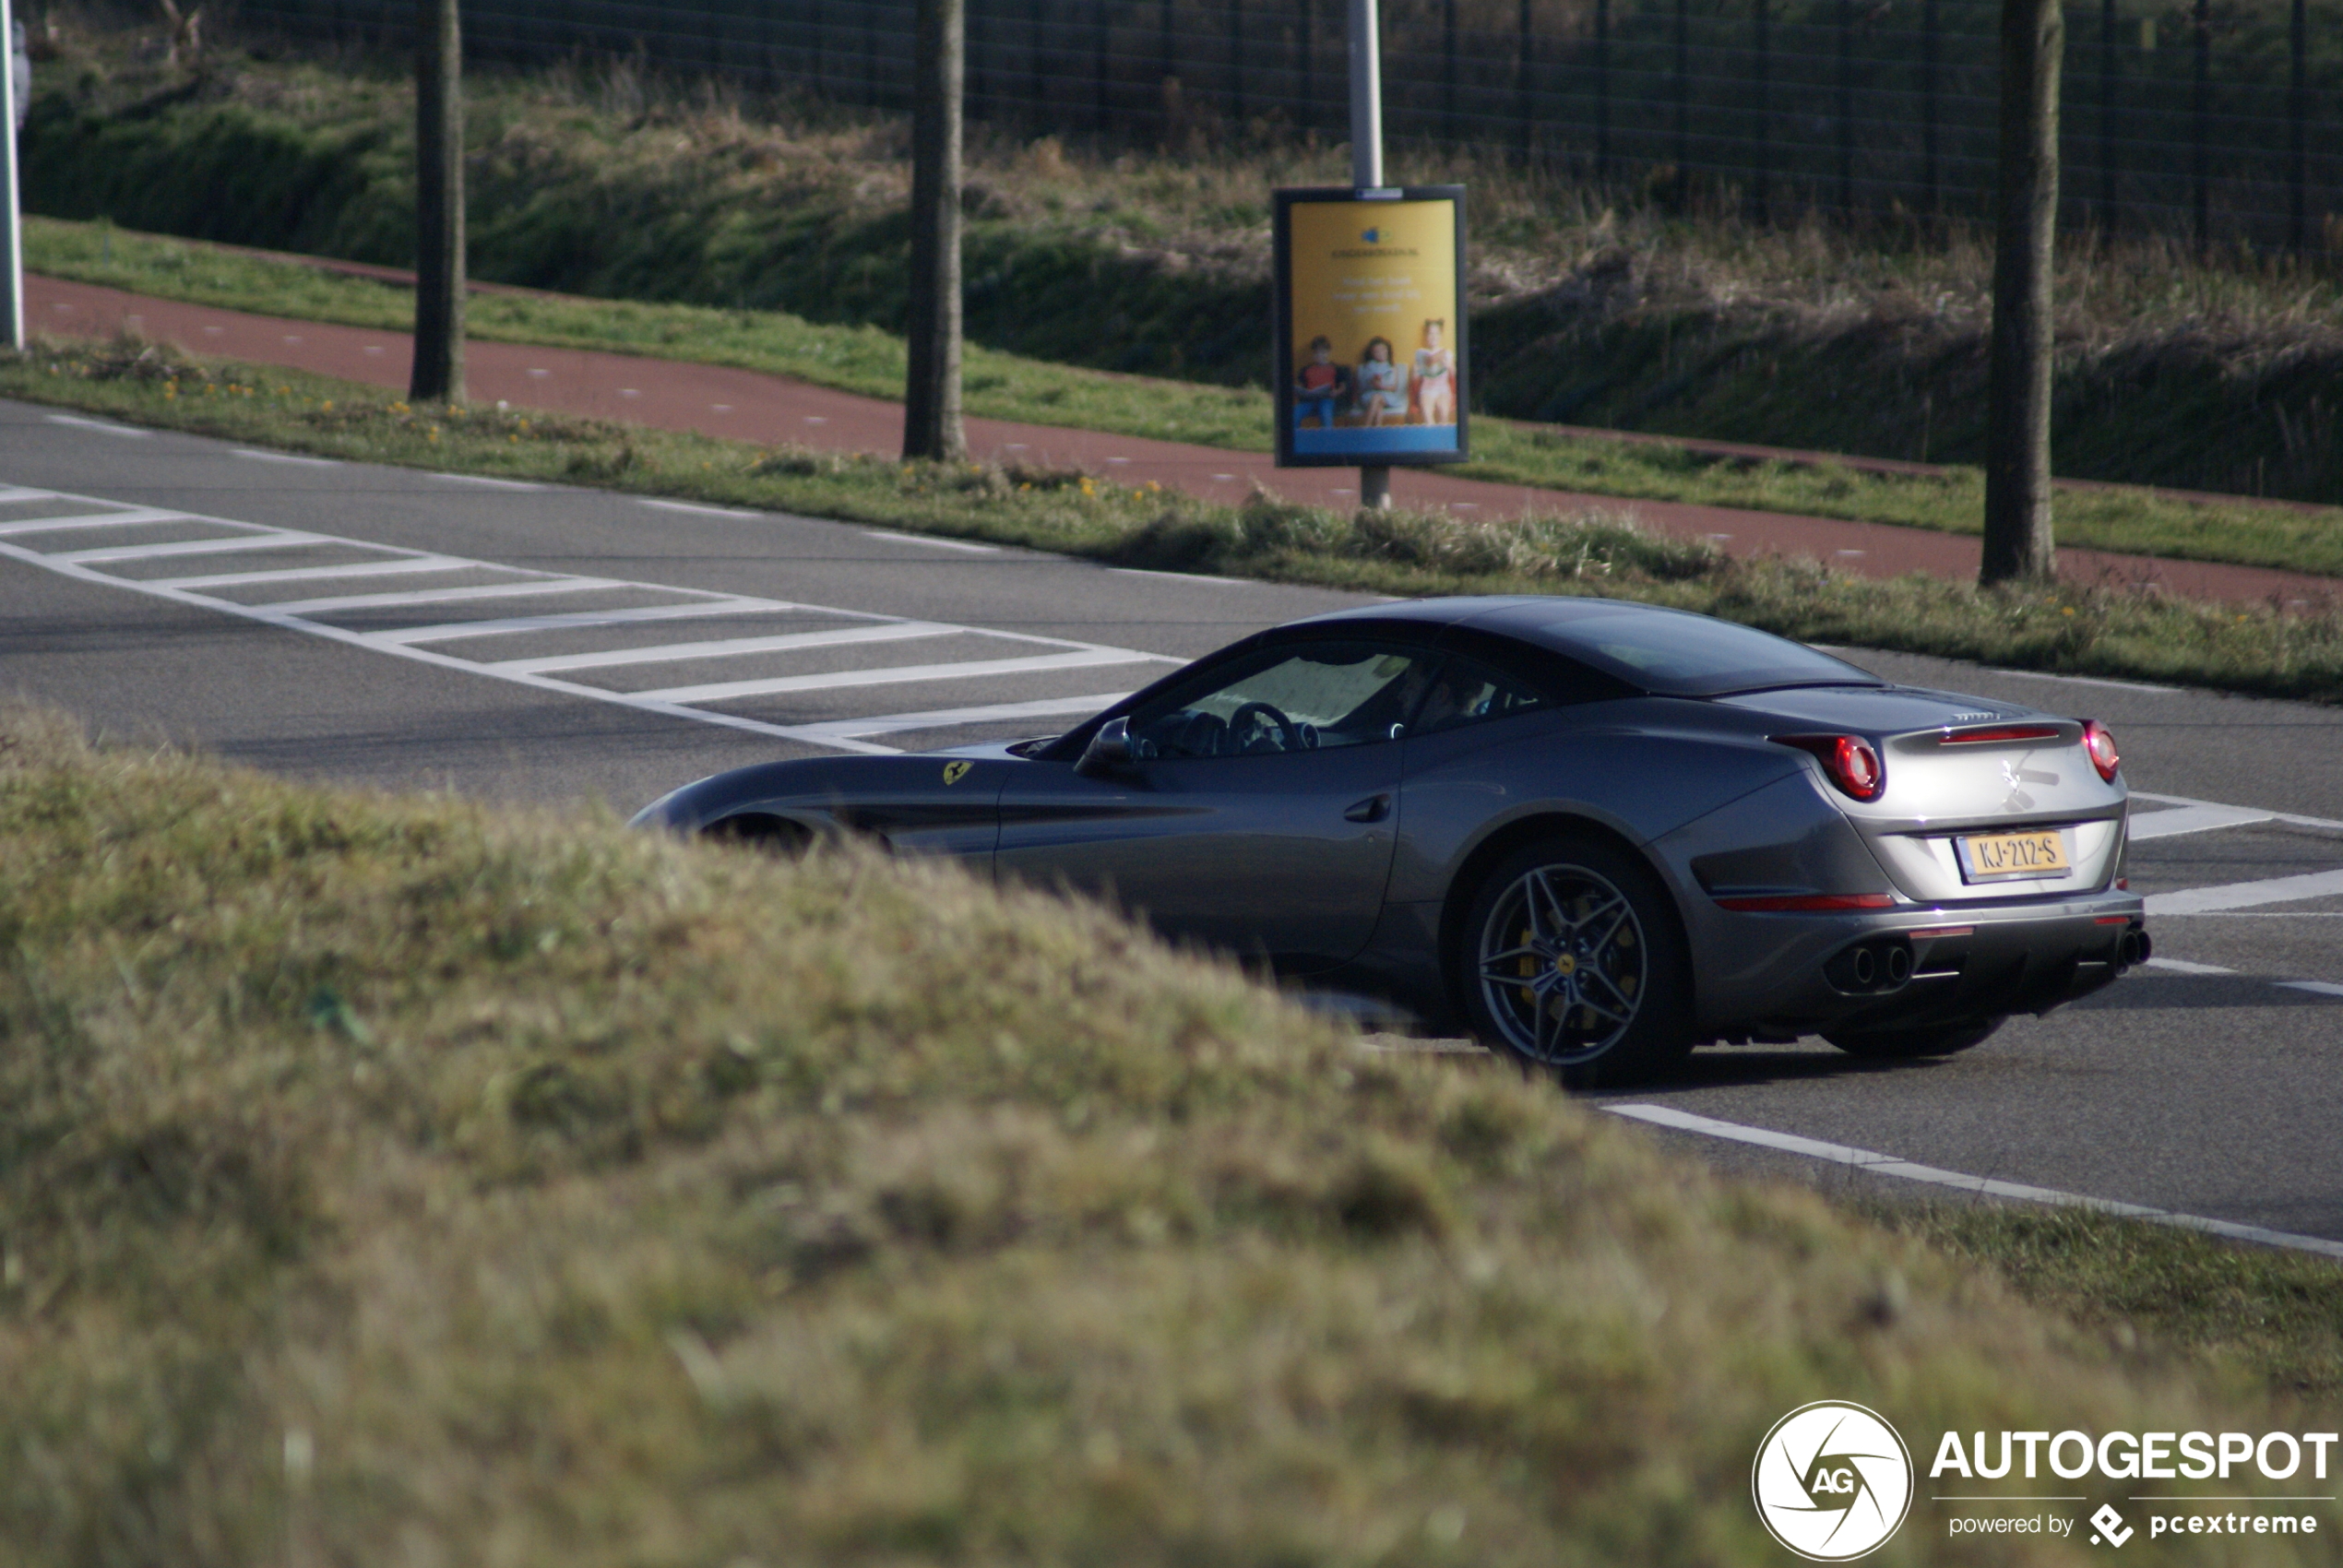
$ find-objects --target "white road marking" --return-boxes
[150,555,484,590]
[862,529,1000,553]
[375,596,781,644]
[1605,1104,2343,1261]
[1109,566,1243,586]
[631,647,1166,706]
[51,530,338,565]
[790,692,1132,742]
[266,578,622,615]
[0,507,188,537]
[232,448,340,468]
[0,481,1174,757]
[639,498,757,518]
[2125,802,2276,840]
[2144,867,2343,916]
[483,621,961,676]
[2131,790,2343,835]
[426,471,542,491]
[45,414,151,438]
[2142,956,2237,975]
[2276,980,2343,998]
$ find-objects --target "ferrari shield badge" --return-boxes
[941,761,973,786]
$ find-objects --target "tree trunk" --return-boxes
[410,0,465,404]
[1980,0,2060,586]
[904,0,966,462]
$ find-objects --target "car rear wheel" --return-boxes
[1823,1016,2004,1059]
[1459,837,1694,1088]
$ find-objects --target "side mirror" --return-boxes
[1076,716,1135,777]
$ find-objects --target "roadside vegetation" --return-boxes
[9,332,2343,706]
[31,214,2343,584]
[18,16,2343,533]
[2,704,2337,1567]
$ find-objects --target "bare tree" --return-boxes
[410,0,465,405]
[902,0,965,462]
[1980,0,2060,585]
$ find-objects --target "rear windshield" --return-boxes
[1561,612,1882,696]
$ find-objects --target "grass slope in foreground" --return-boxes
[27,214,2343,582]
[8,334,2343,706]
[1,705,2337,1567]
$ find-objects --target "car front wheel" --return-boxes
[1459,837,1694,1088]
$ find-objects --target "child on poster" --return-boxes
[1292,336,1351,430]
[1410,318,1457,426]
[1357,337,1407,426]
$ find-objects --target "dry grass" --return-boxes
[1,705,2337,1566]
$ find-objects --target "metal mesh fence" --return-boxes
[235,0,2343,251]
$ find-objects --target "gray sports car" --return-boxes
[634,596,2148,1085]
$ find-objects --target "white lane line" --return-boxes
[2277,980,2343,999]
[232,448,341,468]
[46,414,151,438]
[0,507,191,538]
[2144,867,2343,916]
[2131,790,2343,835]
[0,485,59,504]
[862,529,1000,553]
[149,556,488,590]
[374,596,783,644]
[1109,566,1243,586]
[631,647,1167,706]
[1605,1104,2343,1261]
[52,530,336,565]
[2126,803,2277,840]
[261,578,629,616]
[2142,956,2237,975]
[640,498,758,518]
[788,692,1132,742]
[483,621,962,676]
[427,471,542,491]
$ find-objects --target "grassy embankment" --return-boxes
[2,704,2338,1567]
[18,27,2343,569]
[10,332,2343,706]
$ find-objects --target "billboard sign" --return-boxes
[1272,185,1467,468]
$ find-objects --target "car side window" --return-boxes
[1409,654,1549,736]
[1126,640,1440,758]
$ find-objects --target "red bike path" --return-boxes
[25,272,2339,608]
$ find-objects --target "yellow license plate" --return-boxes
[1959,829,2071,881]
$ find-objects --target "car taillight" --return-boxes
[2083,719,2121,782]
[1771,734,1886,802]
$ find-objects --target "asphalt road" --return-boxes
[6,399,2339,1246]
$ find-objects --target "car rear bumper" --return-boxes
[1688,891,2148,1039]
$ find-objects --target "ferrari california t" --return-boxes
[634,596,2148,1086]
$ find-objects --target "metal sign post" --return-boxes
[1348,0,1387,507]
[1,0,22,351]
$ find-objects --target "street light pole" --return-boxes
[1348,0,1389,509]
[1,0,24,352]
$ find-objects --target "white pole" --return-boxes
[1347,0,1384,189]
[1347,0,1391,507]
[0,0,21,351]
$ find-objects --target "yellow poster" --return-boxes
[1276,188,1466,464]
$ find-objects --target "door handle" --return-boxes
[1342,793,1392,824]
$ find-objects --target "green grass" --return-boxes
[1867,1203,2343,1401]
[11,331,2343,706]
[2,704,2337,1567]
[30,213,2343,581]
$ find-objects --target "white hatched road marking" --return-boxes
[483,621,961,676]
[2123,802,2276,840]
[0,481,1166,755]
[1605,1104,2343,1261]
[2145,867,2343,916]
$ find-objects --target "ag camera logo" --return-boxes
[1753,1401,1915,1561]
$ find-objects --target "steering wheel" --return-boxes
[1228,701,1302,754]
